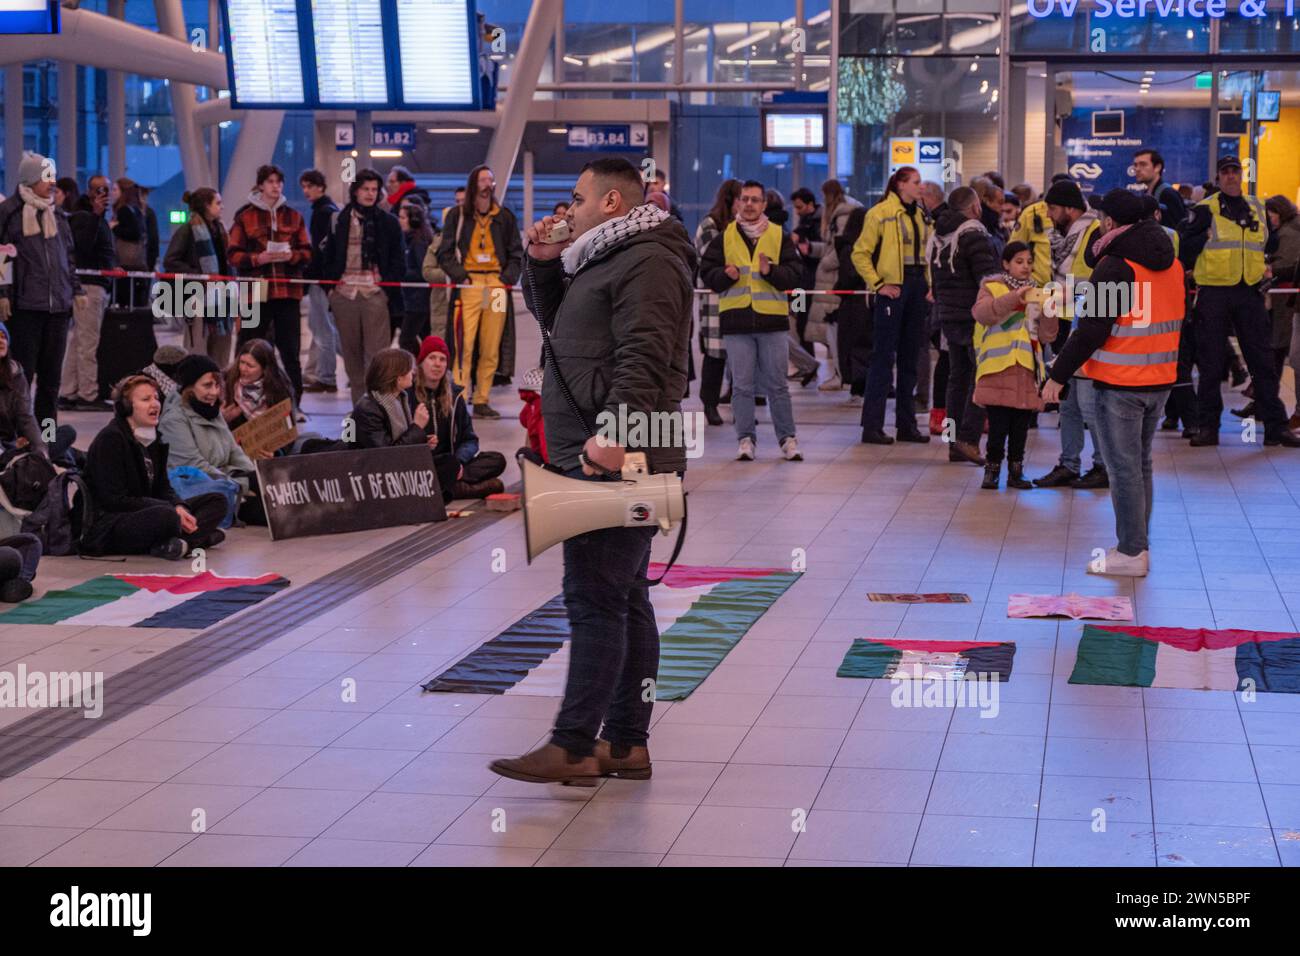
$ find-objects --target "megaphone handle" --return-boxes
[578,452,623,480]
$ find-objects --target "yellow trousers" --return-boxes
[456,272,507,405]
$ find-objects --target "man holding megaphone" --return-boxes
[488,158,696,787]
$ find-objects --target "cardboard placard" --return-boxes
[255,444,446,541]
[233,399,297,458]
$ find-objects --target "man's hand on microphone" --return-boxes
[581,434,626,476]
[525,216,571,261]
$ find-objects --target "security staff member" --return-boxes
[1042,189,1186,577]
[1180,156,1299,447]
[1010,172,1073,286]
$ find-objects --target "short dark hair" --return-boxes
[948,185,979,213]
[1002,240,1031,263]
[982,171,1005,190]
[349,168,384,201]
[255,164,285,186]
[454,187,465,195]
[1050,172,1072,183]
[390,165,414,183]
[741,179,766,195]
[791,187,816,205]
[300,168,326,188]
[1134,149,1164,174]
[654,168,667,183]
[580,158,646,203]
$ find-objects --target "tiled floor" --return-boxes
[3,315,1299,867]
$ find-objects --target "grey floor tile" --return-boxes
[910,814,1036,866]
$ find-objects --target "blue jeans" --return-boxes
[1090,387,1168,556]
[1059,376,1105,473]
[551,467,660,756]
[862,270,927,432]
[723,330,797,446]
[305,285,339,387]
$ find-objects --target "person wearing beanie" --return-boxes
[0,151,84,428]
[409,335,506,501]
[1032,178,1107,490]
[160,354,264,526]
[81,375,229,559]
[1041,187,1187,576]
[142,344,188,398]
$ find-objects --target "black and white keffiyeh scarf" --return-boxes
[561,203,670,276]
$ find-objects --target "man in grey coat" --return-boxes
[491,157,694,786]
[0,152,83,427]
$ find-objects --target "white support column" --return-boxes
[58,62,77,180]
[221,110,284,228]
[828,0,839,178]
[156,0,212,189]
[484,0,562,195]
[107,0,126,180]
[523,149,534,226]
[4,65,24,194]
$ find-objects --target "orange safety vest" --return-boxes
[1080,259,1185,387]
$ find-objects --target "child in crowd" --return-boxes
[517,366,546,465]
[971,241,1058,490]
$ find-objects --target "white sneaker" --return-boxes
[781,437,803,461]
[1086,548,1149,577]
[818,373,843,392]
[736,438,756,461]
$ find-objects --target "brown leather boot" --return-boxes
[594,739,652,780]
[451,477,505,499]
[488,744,601,787]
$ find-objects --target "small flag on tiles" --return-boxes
[837,639,1015,680]
[867,592,971,604]
[1070,625,1300,693]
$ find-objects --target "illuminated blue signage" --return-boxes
[1026,0,1293,16]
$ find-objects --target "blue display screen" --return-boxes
[0,0,60,34]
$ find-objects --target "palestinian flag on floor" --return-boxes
[422,564,800,701]
[1070,624,1300,693]
[0,572,290,630]
[837,639,1016,681]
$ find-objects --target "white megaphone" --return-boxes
[519,452,685,563]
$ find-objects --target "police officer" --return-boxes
[1180,156,1300,447]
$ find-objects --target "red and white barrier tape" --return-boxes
[73,269,1300,298]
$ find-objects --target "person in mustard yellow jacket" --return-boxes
[851,166,932,444]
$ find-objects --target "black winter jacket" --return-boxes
[81,415,182,554]
[406,383,479,466]
[1051,218,1180,391]
[522,218,696,474]
[306,194,340,280]
[699,226,803,335]
[68,199,117,291]
[320,204,406,313]
[347,394,427,450]
[0,361,45,454]
[929,208,999,343]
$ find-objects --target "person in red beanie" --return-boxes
[409,335,506,501]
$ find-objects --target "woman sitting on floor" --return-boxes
[410,336,505,501]
[81,375,228,560]
[348,348,430,450]
[160,354,267,526]
[222,338,317,454]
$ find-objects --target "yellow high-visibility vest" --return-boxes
[974,280,1041,381]
[1011,201,1053,286]
[1192,192,1267,287]
[719,221,787,316]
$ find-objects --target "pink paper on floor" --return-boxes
[1008,593,1134,621]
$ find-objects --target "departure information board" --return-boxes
[0,0,60,34]
[311,0,390,105]
[220,0,480,110]
[396,0,477,108]
[224,0,306,106]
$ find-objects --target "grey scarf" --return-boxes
[371,390,411,442]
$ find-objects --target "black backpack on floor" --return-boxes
[21,472,96,556]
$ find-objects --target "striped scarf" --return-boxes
[370,390,412,443]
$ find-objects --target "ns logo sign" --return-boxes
[1068,162,1103,180]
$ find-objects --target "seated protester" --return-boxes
[0,532,41,602]
[0,321,75,468]
[222,337,296,433]
[159,355,266,526]
[81,375,228,560]
[142,344,188,400]
[348,348,428,450]
[410,336,505,501]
